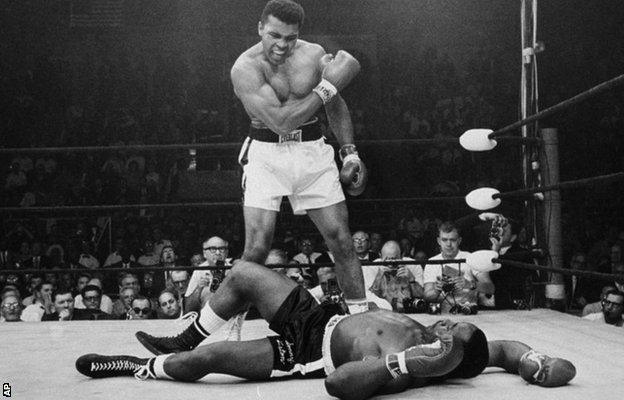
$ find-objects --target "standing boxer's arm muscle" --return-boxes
[324,93,355,145]
[231,62,323,136]
[325,358,415,400]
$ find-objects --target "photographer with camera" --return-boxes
[423,222,488,314]
[308,266,392,310]
[367,241,426,313]
[488,217,539,310]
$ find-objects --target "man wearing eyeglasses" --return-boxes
[184,237,233,312]
[128,297,155,320]
[73,285,112,320]
[583,288,624,327]
[352,231,379,262]
[1,294,23,322]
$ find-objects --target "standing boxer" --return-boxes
[135,0,370,353]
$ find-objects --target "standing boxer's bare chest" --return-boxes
[262,61,317,102]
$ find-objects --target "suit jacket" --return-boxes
[0,249,17,268]
[72,308,113,321]
[21,255,52,270]
[489,243,539,309]
[565,275,604,309]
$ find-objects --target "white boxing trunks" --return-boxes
[238,121,345,215]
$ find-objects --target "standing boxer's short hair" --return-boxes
[261,0,305,27]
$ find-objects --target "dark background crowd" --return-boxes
[1,0,623,323]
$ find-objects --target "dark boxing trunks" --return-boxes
[267,286,344,379]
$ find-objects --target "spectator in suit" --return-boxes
[21,240,51,270]
[42,288,75,321]
[292,237,321,279]
[157,289,181,319]
[106,248,141,294]
[73,285,112,320]
[137,239,159,268]
[0,238,17,269]
[352,231,379,262]
[103,237,135,268]
[74,278,113,314]
[488,218,537,310]
[127,296,155,320]
[111,287,137,319]
[369,232,384,256]
[567,252,603,310]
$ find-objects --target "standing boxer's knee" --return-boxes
[327,229,357,262]
[242,245,270,264]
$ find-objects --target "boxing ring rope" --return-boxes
[490,258,624,284]
[3,172,620,215]
[0,137,538,155]
[487,73,624,140]
[0,195,467,214]
[0,258,467,277]
[465,171,624,210]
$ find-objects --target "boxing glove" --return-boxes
[385,333,464,379]
[313,51,360,104]
[519,350,576,387]
[339,144,368,196]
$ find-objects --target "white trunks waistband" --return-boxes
[322,313,349,375]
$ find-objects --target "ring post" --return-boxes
[540,128,566,310]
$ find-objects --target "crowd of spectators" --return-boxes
[2,210,623,327]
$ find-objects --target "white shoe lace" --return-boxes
[90,359,142,373]
[175,311,198,326]
[134,362,156,381]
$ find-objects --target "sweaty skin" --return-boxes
[232,21,326,135]
[330,309,439,371]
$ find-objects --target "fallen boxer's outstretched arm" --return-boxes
[487,340,576,387]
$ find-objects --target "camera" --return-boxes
[402,297,428,313]
[489,219,505,241]
[428,302,441,314]
[512,299,529,310]
[440,275,456,293]
[449,303,478,315]
[323,278,343,304]
[210,262,226,292]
